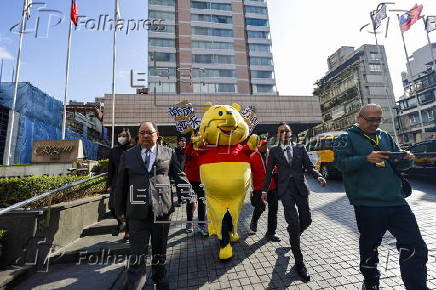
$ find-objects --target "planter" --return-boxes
[0,194,109,268]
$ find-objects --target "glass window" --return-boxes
[217,83,235,92]
[148,67,176,77]
[250,57,272,65]
[369,64,382,72]
[211,3,232,11]
[192,40,233,50]
[148,82,176,93]
[251,70,273,78]
[369,52,380,60]
[149,52,176,62]
[193,69,235,78]
[149,10,175,20]
[249,44,270,52]
[245,18,268,26]
[245,5,267,14]
[191,1,209,9]
[252,84,274,93]
[192,27,233,37]
[193,83,236,93]
[247,30,269,39]
[192,14,232,24]
[150,24,175,33]
[149,38,175,47]
[191,1,231,11]
[150,0,175,6]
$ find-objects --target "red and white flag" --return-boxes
[399,4,423,32]
[70,0,78,26]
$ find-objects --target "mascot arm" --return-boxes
[191,135,206,151]
[247,134,260,151]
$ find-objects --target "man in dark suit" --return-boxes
[115,121,192,290]
[261,122,326,282]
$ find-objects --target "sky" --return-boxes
[0,0,435,104]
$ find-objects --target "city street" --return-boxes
[15,176,436,290]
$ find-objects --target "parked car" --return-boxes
[405,139,436,178]
[306,131,345,179]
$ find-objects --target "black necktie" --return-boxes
[285,146,293,165]
[144,149,151,172]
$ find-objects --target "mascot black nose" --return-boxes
[226,111,232,115]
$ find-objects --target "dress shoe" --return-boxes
[295,262,310,282]
[362,281,380,290]
[249,219,257,233]
[266,234,281,242]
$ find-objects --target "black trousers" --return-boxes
[124,214,170,290]
[186,181,206,225]
[280,179,311,264]
[354,205,427,289]
[250,189,278,235]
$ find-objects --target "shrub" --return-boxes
[0,175,107,209]
[91,159,109,174]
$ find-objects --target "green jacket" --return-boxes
[334,125,412,207]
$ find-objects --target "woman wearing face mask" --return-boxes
[107,128,132,241]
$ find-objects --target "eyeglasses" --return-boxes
[360,116,383,123]
[139,130,156,135]
[279,130,291,134]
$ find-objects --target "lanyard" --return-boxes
[362,133,379,147]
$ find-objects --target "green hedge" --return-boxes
[0,175,107,209]
[91,159,109,174]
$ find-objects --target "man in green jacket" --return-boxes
[334,104,428,290]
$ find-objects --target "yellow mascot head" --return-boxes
[200,104,249,146]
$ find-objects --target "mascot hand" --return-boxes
[192,135,206,151]
[247,134,260,151]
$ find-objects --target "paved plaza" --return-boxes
[15,177,436,290]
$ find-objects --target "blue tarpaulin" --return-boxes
[0,82,98,163]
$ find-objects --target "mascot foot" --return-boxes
[230,232,239,243]
[219,244,233,261]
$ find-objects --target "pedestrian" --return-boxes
[107,128,132,241]
[184,132,208,235]
[261,122,326,282]
[114,122,192,290]
[334,104,427,290]
[249,140,280,242]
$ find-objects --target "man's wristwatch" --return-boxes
[261,191,267,195]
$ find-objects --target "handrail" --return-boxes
[0,173,107,216]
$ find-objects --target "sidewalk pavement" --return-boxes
[15,178,436,289]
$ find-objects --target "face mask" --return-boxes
[118,137,127,145]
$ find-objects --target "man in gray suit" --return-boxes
[262,122,326,282]
[115,121,192,290]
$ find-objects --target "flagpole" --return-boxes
[397,14,414,81]
[4,0,28,165]
[111,0,119,148]
[62,20,73,140]
[0,59,4,83]
[423,17,436,69]
[370,10,399,143]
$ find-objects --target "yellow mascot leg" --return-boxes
[219,244,233,260]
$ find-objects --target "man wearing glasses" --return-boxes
[261,122,326,282]
[115,122,192,290]
[334,104,427,290]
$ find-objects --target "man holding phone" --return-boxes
[334,104,428,290]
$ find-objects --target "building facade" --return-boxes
[148,0,276,95]
[397,43,436,144]
[313,45,396,136]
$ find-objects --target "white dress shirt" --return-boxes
[280,144,293,163]
[141,145,157,172]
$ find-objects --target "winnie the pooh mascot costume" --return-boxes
[192,103,259,260]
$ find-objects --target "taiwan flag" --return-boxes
[71,0,78,26]
[400,4,423,32]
